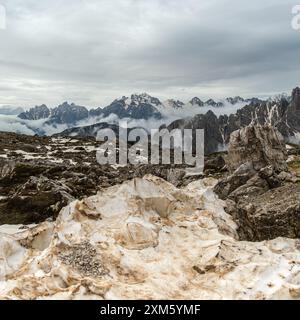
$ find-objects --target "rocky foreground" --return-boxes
[1,175,300,299]
[214,125,300,242]
[0,131,222,225]
[0,125,300,299]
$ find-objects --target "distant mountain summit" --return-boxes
[163,99,185,109]
[226,96,244,105]
[205,99,224,108]
[130,93,162,107]
[46,102,89,125]
[99,93,162,120]
[18,104,50,120]
[189,97,204,107]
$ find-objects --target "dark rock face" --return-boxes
[18,102,89,125]
[18,105,50,120]
[46,102,89,125]
[226,183,300,241]
[214,162,258,200]
[226,96,244,105]
[0,175,74,224]
[204,154,226,173]
[88,107,103,118]
[167,110,225,155]
[291,87,300,112]
[189,97,204,107]
[127,103,162,119]
[214,124,300,241]
[205,99,224,108]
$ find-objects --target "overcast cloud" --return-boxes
[0,0,299,108]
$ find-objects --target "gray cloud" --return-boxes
[0,0,299,108]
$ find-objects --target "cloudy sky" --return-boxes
[0,0,299,108]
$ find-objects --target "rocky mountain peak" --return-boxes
[48,102,89,125]
[205,99,224,107]
[226,96,244,105]
[291,87,300,110]
[130,93,162,107]
[18,104,50,120]
[164,99,184,109]
[189,97,204,106]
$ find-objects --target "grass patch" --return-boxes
[289,160,300,169]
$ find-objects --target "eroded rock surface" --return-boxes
[214,125,300,241]
[0,132,224,224]
[0,175,300,300]
[226,125,287,172]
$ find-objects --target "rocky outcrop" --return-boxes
[226,182,300,241]
[214,125,300,241]
[226,125,287,172]
[1,175,300,300]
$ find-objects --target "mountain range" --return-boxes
[1,89,300,154]
[16,93,261,125]
[53,89,300,154]
[167,88,300,153]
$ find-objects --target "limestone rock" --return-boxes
[214,125,299,241]
[231,183,300,241]
[0,175,299,300]
[227,125,287,172]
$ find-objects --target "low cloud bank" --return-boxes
[0,101,247,136]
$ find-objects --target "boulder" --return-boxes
[228,183,300,241]
[227,125,287,172]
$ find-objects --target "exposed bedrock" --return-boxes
[214,125,300,241]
